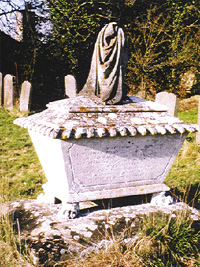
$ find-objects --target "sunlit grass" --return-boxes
[166,97,200,208]
[0,107,46,202]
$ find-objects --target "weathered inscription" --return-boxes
[64,135,185,192]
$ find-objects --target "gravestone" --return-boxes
[64,75,77,98]
[197,98,200,145]
[4,74,14,110]
[155,92,179,116]
[0,72,2,106]
[20,81,32,112]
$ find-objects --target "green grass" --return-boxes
[0,107,46,202]
[178,108,198,124]
[165,105,200,208]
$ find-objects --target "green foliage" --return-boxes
[178,108,198,124]
[46,0,200,98]
[126,5,171,98]
[4,0,199,109]
[127,0,200,98]
[47,0,126,90]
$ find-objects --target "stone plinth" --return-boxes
[14,95,199,216]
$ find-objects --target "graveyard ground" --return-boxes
[0,95,199,266]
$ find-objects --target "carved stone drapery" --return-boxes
[79,22,128,104]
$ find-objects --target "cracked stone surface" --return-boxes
[1,199,199,266]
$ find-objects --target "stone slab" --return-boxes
[2,199,199,266]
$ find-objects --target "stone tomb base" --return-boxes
[29,130,187,207]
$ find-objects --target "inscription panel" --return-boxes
[63,135,185,192]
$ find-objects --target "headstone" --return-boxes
[155,92,179,116]
[64,75,77,98]
[196,98,200,145]
[4,74,14,110]
[0,72,2,106]
[20,81,32,112]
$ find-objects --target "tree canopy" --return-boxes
[48,0,200,97]
[0,0,199,110]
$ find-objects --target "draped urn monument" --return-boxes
[14,23,199,218]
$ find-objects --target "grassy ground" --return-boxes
[165,95,200,208]
[0,96,199,266]
[0,108,46,202]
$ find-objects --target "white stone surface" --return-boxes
[151,192,173,205]
[64,75,77,98]
[29,130,70,205]
[20,81,32,112]
[4,74,14,110]
[155,92,179,116]
[29,130,187,206]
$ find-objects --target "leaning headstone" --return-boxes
[155,92,179,116]
[20,81,32,112]
[196,98,200,145]
[0,72,2,106]
[64,75,77,98]
[4,74,14,110]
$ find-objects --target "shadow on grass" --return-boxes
[170,184,200,210]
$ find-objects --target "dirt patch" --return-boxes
[179,95,200,111]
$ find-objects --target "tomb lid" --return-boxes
[14,96,199,139]
[46,95,168,113]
